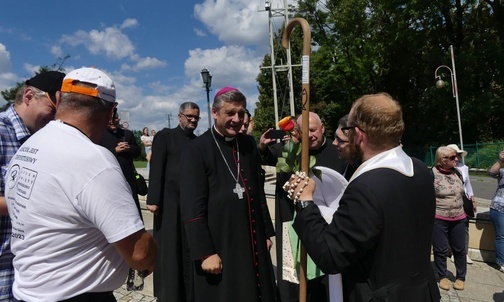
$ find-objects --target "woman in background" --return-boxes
[489,150,504,273]
[432,146,467,291]
[141,127,152,170]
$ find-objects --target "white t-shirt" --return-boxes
[5,120,144,301]
[140,135,152,145]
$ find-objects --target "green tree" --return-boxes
[254,0,504,148]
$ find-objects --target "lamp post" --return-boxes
[166,113,172,128]
[201,68,213,129]
[434,45,464,164]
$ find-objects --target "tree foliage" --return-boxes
[253,0,504,147]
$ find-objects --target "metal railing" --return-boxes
[403,142,504,169]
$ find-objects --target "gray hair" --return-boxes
[435,146,456,166]
[15,85,47,105]
[179,102,199,113]
[212,90,246,110]
[59,91,115,120]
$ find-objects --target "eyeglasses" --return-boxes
[181,113,201,121]
[334,136,349,144]
[341,124,366,133]
[443,155,458,161]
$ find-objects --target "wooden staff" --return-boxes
[282,17,311,302]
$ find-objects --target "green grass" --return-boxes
[134,161,148,169]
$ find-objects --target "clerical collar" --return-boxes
[178,124,195,136]
[212,126,235,142]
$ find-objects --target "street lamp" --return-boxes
[434,45,464,163]
[201,68,213,129]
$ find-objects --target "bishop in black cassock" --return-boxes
[180,87,276,302]
[147,103,200,302]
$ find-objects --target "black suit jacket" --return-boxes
[293,158,440,302]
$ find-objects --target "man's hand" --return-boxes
[471,196,477,213]
[201,254,222,274]
[259,129,277,151]
[266,239,273,251]
[146,205,159,214]
[0,197,8,216]
[283,173,316,201]
[115,142,131,153]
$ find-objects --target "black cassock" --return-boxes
[147,126,197,302]
[293,158,440,302]
[180,128,276,302]
[98,128,142,214]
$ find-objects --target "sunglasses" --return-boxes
[443,155,458,161]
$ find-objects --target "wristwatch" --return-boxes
[294,200,312,213]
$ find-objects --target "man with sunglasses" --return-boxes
[0,71,65,300]
[147,102,200,302]
[286,93,440,302]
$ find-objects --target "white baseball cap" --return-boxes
[446,144,468,157]
[61,67,116,102]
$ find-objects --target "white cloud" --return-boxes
[60,27,135,60]
[185,46,262,89]
[23,63,40,75]
[51,45,63,58]
[120,18,138,29]
[59,20,166,73]
[194,0,269,47]
[0,43,18,104]
[194,28,206,37]
[0,43,12,72]
[131,57,167,71]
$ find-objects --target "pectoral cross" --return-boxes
[233,183,245,199]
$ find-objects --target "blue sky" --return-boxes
[0,0,294,134]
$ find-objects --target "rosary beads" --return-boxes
[282,171,310,202]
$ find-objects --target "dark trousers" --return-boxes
[432,218,467,281]
[14,291,115,302]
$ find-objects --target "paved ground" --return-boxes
[114,167,504,302]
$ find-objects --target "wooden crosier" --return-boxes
[282,17,311,302]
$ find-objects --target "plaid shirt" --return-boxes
[0,105,30,300]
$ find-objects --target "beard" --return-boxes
[348,136,363,164]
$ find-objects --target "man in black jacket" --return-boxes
[99,108,142,214]
[99,108,143,291]
[288,93,440,302]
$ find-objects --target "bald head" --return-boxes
[297,112,325,150]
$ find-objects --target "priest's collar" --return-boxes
[349,146,414,183]
[212,126,235,142]
[178,124,195,136]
